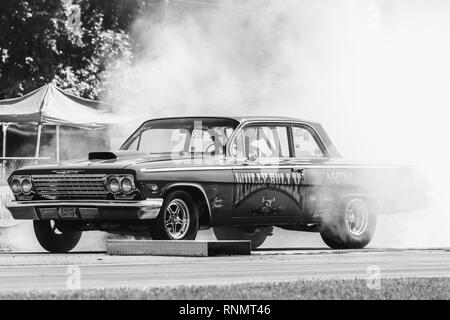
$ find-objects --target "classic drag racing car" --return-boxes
[6,117,430,252]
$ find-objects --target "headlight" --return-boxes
[11,179,21,193]
[121,178,133,193]
[108,178,121,194]
[9,175,33,195]
[105,174,136,197]
[21,178,32,194]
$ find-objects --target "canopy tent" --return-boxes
[0,84,127,177]
[0,83,121,129]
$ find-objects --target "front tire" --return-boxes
[320,198,377,249]
[150,190,199,240]
[33,220,82,253]
[213,226,273,249]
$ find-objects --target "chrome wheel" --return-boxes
[344,199,369,236]
[164,199,190,239]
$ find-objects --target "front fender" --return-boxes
[163,182,212,224]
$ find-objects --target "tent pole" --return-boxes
[1,123,7,180]
[56,125,60,162]
[2,123,7,158]
[35,124,42,163]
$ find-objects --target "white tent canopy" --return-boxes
[0,83,129,164]
[0,83,125,129]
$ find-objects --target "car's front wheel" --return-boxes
[213,226,273,249]
[320,198,377,249]
[150,190,199,240]
[33,220,82,253]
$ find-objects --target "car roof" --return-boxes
[229,116,320,125]
[145,116,320,126]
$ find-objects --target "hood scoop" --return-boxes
[88,150,149,161]
[89,152,117,160]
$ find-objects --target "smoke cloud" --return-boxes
[101,0,450,248]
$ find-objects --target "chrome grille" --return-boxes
[31,174,107,199]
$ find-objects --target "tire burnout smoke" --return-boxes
[102,0,450,248]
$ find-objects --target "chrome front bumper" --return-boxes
[6,199,163,220]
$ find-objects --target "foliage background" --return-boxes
[0,0,159,100]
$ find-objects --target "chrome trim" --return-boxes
[32,174,106,178]
[164,198,190,239]
[6,199,163,220]
[344,198,369,236]
[140,164,402,173]
[6,199,163,208]
[141,167,232,172]
[31,173,108,199]
[52,170,85,174]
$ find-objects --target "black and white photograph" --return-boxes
[0,0,449,305]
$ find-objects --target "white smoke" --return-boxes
[103,0,450,248]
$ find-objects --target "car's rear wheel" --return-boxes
[320,198,377,249]
[150,190,199,240]
[33,220,82,253]
[213,226,273,249]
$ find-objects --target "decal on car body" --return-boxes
[251,196,286,216]
[325,171,353,185]
[233,171,304,206]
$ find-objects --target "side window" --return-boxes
[292,126,324,158]
[188,129,213,152]
[233,125,290,158]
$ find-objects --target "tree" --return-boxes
[0,0,146,100]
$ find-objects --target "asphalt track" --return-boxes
[0,248,449,292]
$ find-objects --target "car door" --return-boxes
[230,123,302,225]
[288,123,331,222]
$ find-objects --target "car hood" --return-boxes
[15,150,231,173]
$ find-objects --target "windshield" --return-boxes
[121,118,239,156]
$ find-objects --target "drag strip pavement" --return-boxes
[0,248,449,292]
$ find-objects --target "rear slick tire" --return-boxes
[320,198,377,249]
